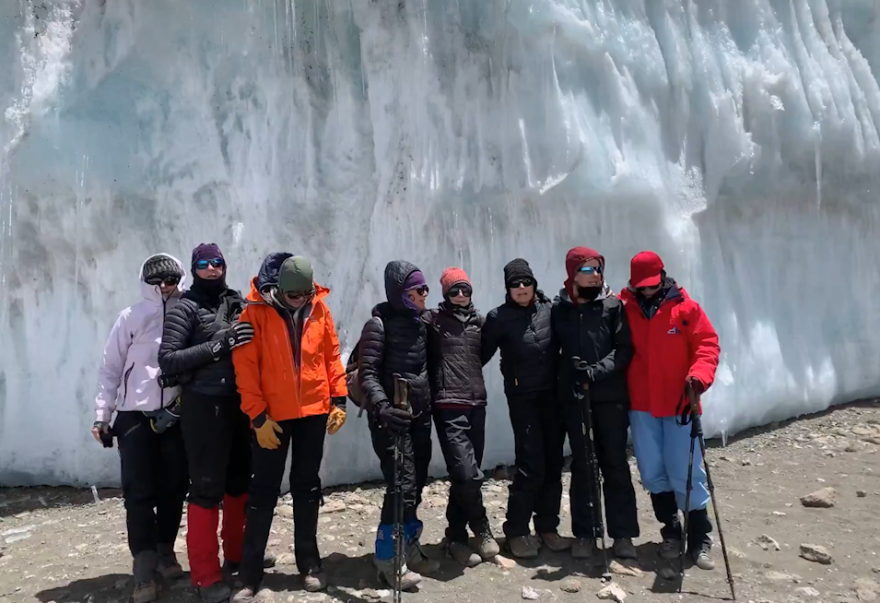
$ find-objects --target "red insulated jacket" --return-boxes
[618,283,720,417]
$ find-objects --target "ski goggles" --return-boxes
[447,285,472,298]
[195,258,225,270]
[508,278,535,288]
[408,285,430,296]
[578,265,602,275]
[145,275,181,287]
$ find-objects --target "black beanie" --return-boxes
[504,258,536,288]
[143,255,183,283]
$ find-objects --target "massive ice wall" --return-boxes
[1,0,879,487]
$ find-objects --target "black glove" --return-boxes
[221,322,255,352]
[147,398,182,434]
[377,403,413,435]
[158,373,180,389]
[574,362,594,384]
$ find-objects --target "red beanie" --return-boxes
[564,247,605,303]
[440,267,471,296]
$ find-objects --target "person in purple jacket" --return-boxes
[94,253,190,603]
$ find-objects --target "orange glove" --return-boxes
[327,400,346,435]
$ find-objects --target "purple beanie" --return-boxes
[191,243,225,272]
[401,270,427,315]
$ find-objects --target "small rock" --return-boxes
[772,511,786,517]
[596,582,627,603]
[858,490,868,498]
[728,547,748,559]
[609,560,643,577]
[493,555,517,570]
[742,459,752,466]
[800,487,836,508]
[274,553,296,565]
[795,586,821,597]
[756,534,781,551]
[521,586,540,600]
[799,543,833,565]
[320,500,347,514]
[764,571,798,581]
[275,505,293,518]
[560,579,581,593]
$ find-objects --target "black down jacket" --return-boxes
[481,291,557,397]
[552,285,632,405]
[359,261,431,416]
[158,281,247,398]
[423,302,486,408]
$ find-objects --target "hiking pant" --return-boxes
[433,406,489,543]
[562,401,639,539]
[180,391,252,587]
[503,391,565,539]
[240,415,328,588]
[369,409,433,525]
[115,410,189,557]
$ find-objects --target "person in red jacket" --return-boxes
[618,251,720,570]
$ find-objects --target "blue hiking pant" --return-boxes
[628,411,709,512]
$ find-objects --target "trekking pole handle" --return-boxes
[686,382,701,415]
[392,373,411,413]
[572,356,590,393]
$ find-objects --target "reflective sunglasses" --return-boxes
[447,286,472,298]
[195,258,225,270]
[508,278,535,288]
[410,285,430,296]
[578,265,603,275]
[284,291,309,302]
[146,276,181,287]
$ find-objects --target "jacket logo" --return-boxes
[667,326,681,335]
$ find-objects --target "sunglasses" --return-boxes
[146,276,181,287]
[409,285,430,296]
[578,266,603,275]
[447,286,472,298]
[508,278,535,289]
[284,291,309,301]
[195,258,225,270]
[636,284,661,294]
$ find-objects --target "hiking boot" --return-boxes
[302,567,327,592]
[539,532,571,552]
[658,536,682,560]
[198,581,232,603]
[571,537,598,559]
[156,548,184,580]
[506,535,539,559]
[612,538,637,560]
[689,541,714,570]
[475,532,501,560]
[132,581,158,603]
[231,587,257,603]
[374,557,422,591]
[447,540,481,567]
[406,540,440,575]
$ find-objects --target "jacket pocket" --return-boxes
[121,364,134,407]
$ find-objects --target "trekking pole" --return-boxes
[572,357,612,582]
[679,384,736,601]
[391,374,410,603]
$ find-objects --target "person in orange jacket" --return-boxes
[231,254,347,599]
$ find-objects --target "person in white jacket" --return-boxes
[94,253,190,603]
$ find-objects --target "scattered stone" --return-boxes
[560,579,581,593]
[274,553,296,565]
[800,487,836,508]
[795,586,821,597]
[728,547,748,559]
[521,585,540,600]
[756,534,781,551]
[799,543,833,565]
[855,578,880,602]
[596,582,626,602]
[764,571,798,582]
[275,505,293,518]
[742,459,752,466]
[609,560,643,577]
[772,511,787,517]
[320,500,346,514]
[858,490,868,498]
[493,555,517,570]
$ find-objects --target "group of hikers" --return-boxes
[93,242,720,603]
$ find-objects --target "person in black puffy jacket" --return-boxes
[423,267,500,567]
[481,258,566,559]
[359,260,439,590]
[158,243,255,603]
[552,247,639,561]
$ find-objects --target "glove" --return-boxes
[148,398,182,434]
[221,322,255,352]
[327,399,347,435]
[158,373,180,389]
[687,376,705,396]
[253,414,282,450]
[574,363,594,384]
[377,404,413,435]
[92,421,112,447]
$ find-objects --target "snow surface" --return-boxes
[1,0,879,487]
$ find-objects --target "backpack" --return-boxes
[346,317,382,416]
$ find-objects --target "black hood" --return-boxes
[384,260,420,311]
[257,252,294,292]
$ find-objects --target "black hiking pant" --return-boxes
[369,409,433,525]
[503,391,565,539]
[562,400,639,539]
[180,391,251,508]
[115,410,189,556]
[240,414,328,587]
[433,406,489,542]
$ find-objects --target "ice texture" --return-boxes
[1,0,879,487]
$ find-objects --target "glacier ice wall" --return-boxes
[1,0,879,487]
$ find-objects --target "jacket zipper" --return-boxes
[122,364,134,406]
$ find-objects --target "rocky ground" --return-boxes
[2,400,879,603]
